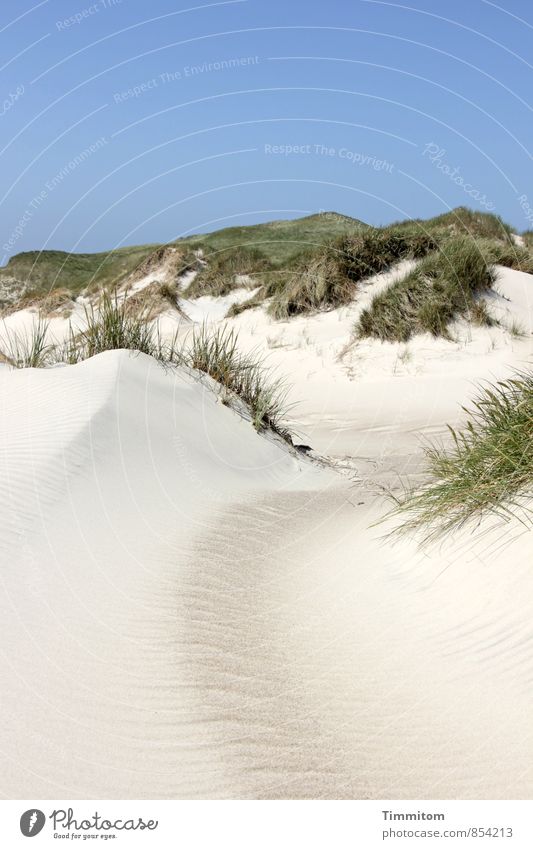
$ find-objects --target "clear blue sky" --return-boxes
[1,0,532,258]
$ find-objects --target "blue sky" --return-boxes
[1,0,532,257]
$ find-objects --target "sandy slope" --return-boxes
[221,265,533,461]
[0,352,331,798]
[0,263,532,799]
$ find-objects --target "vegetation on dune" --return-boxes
[184,210,513,319]
[0,292,291,439]
[522,231,533,249]
[267,250,353,319]
[76,291,166,360]
[186,225,427,317]
[123,280,183,320]
[337,228,439,280]
[0,214,367,309]
[183,213,373,302]
[184,246,274,298]
[0,243,201,313]
[417,207,513,243]
[230,228,439,320]
[0,316,54,368]
[221,217,521,323]
[126,244,199,284]
[268,228,437,320]
[1,286,76,318]
[184,323,290,434]
[225,290,268,318]
[356,237,497,342]
[2,209,529,337]
[0,244,160,306]
[393,371,533,539]
[180,212,368,265]
[478,239,533,273]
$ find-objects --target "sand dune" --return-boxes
[0,258,532,799]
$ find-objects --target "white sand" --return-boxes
[0,263,532,799]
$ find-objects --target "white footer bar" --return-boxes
[2,799,533,848]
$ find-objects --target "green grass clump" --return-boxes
[77,290,162,358]
[183,323,290,434]
[0,316,53,368]
[357,237,497,342]
[393,371,533,538]
[336,228,438,281]
[225,291,268,318]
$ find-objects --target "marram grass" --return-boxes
[357,237,497,342]
[183,323,291,435]
[0,315,53,368]
[393,371,533,539]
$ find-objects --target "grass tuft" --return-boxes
[77,290,159,358]
[267,250,352,319]
[0,316,53,368]
[392,371,533,539]
[182,323,291,434]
